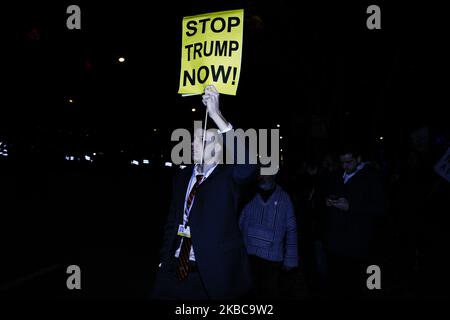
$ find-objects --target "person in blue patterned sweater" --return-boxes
[239,173,299,299]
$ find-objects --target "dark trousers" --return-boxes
[248,255,283,300]
[326,253,370,299]
[150,257,209,300]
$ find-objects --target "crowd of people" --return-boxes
[151,86,449,301]
[281,126,449,299]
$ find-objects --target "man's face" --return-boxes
[257,174,276,190]
[192,128,220,164]
[339,153,360,174]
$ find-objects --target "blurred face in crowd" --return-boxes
[257,174,276,191]
[339,153,361,174]
[322,154,337,172]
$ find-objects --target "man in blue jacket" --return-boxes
[151,85,258,300]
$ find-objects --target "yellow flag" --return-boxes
[178,9,244,96]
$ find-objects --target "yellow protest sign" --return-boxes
[178,9,244,96]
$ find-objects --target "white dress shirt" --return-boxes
[174,123,232,261]
[174,163,218,261]
[343,162,366,184]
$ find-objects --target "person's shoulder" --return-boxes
[363,161,380,172]
[276,185,293,200]
[173,164,191,173]
[360,162,382,179]
[172,164,194,180]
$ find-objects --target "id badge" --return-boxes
[177,224,191,238]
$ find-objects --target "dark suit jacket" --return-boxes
[324,164,386,259]
[158,132,259,299]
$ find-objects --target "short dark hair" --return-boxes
[337,142,362,158]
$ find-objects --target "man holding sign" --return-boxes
[178,9,244,96]
[152,85,258,300]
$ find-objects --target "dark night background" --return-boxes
[0,0,448,300]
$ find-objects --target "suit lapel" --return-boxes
[188,164,227,227]
[175,164,227,226]
[197,164,227,189]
